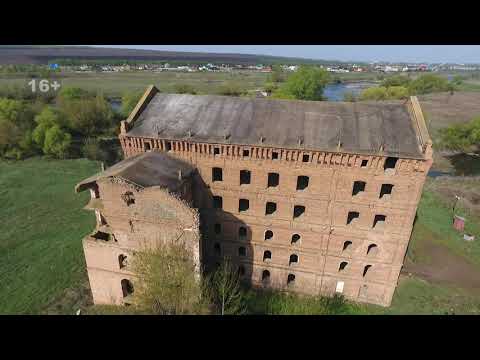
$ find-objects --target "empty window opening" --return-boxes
[287,274,296,285]
[238,265,246,277]
[214,243,221,255]
[291,234,301,244]
[264,230,273,241]
[343,241,353,251]
[359,284,368,298]
[166,142,172,151]
[367,244,378,256]
[352,181,366,196]
[347,211,360,225]
[373,215,386,228]
[213,196,223,209]
[121,279,134,298]
[121,191,135,206]
[293,205,305,219]
[239,199,249,212]
[145,142,151,151]
[380,184,394,199]
[243,149,250,157]
[265,202,277,215]
[212,167,223,182]
[240,170,251,185]
[238,247,246,256]
[263,250,272,261]
[90,184,100,199]
[361,159,368,167]
[214,147,220,155]
[267,173,279,187]
[214,223,221,235]
[272,151,279,160]
[296,176,309,191]
[262,270,271,282]
[384,157,398,171]
[238,226,247,239]
[302,154,310,162]
[338,261,348,272]
[118,254,128,269]
[289,254,298,265]
[92,231,110,242]
[363,265,372,277]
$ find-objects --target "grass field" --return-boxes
[0,157,99,314]
[0,71,269,98]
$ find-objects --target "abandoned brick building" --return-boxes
[76,85,433,307]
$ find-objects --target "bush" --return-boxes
[382,75,412,88]
[437,116,480,151]
[218,82,245,97]
[359,86,388,101]
[408,74,450,95]
[43,125,71,158]
[173,84,197,95]
[81,137,107,161]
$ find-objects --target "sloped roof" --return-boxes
[125,92,426,159]
[75,151,194,193]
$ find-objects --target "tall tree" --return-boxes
[274,66,330,101]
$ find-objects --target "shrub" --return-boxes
[43,125,71,158]
[120,91,143,117]
[173,84,197,95]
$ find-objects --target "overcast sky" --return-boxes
[92,45,480,63]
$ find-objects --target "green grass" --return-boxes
[360,277,480,315]
[0,71,269,98]
[0,157,99,314]
[414,186,480,267]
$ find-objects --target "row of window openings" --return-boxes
[214,238,377,257]
[213,168,308,190]
[215,224,301,244]
[213,197,386,228]
[234,266,297,286]
[212,196,305,218]
[145,141,399,171]
[214,244,299,265]
[214,169,394,199]
[338,262,373,277]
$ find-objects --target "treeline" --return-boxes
[352,74,462,101]
[0,86,129,161]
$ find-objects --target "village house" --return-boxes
[76,85,433,307]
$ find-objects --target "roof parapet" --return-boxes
[407,96,433,159]
[121,85,159,134]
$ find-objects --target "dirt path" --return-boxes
[403,238,480,293]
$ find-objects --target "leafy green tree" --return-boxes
[173,84,197,95]
[32,107,65,148]
[58,87,93,102]
[274,65,330,101]
[43,125,71,158]
[59,94,114,136]
[120,91,143,117]
[205,258,245,315]
[131,243,209,315]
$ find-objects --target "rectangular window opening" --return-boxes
[213,196,223,209]
[352,181,366,196]
[267,172,279,188]
[239,199,249,212]
[296,176,309,191]
[240,170,251,185]
[212,167,223,182]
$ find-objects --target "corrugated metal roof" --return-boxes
[126,93,424,158]
[75,152,194,192]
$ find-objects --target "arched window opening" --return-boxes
[263,250,272,261]
[264,230,273,240]
[291,234,301,244]
[121,279,134,298]
[238,247,246,257]
[339,261,348,272]
[289,254,298,265]
[262,270,270,283]
[363,265,372,277]
[367,244,378,256]
[287,274,296,285]
[238,226,247,239]
[118,254,128,269]
[343,241,352,251]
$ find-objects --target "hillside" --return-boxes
[0,46,341,65]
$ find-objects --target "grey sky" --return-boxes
[91,45,480,63]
